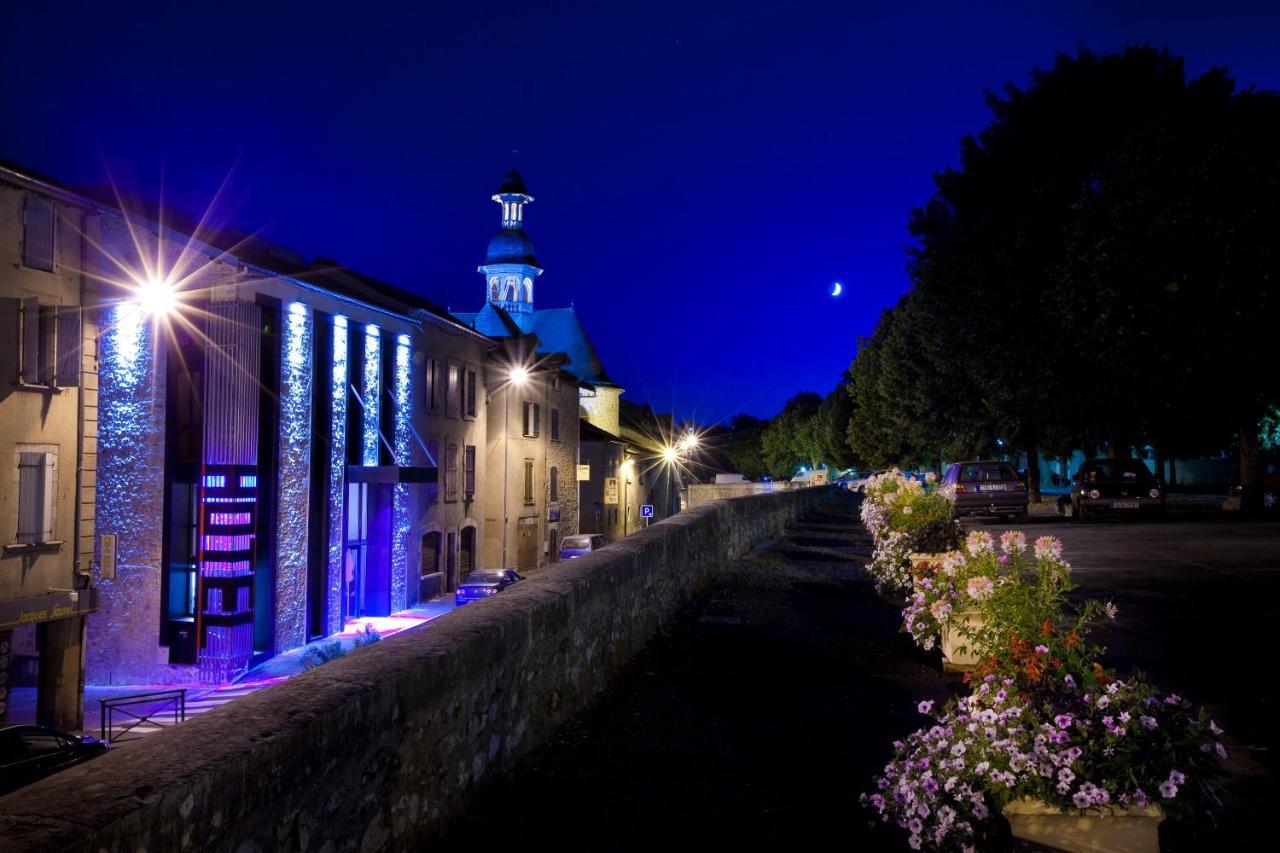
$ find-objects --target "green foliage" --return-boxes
[845,46,1280,474]
[759,392,822,477]
[722,413,769,480]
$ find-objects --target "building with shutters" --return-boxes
[455,172,613,568]
[0,163,99,729]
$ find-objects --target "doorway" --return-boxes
[343,481,392,621]
[459,526,475,577]
[517,519,538,570]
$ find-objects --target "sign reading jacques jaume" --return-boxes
[0,588,98,631]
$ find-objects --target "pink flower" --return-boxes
[965,576,995,600]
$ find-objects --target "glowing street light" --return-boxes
[508,365,529,386]
[679,433,698,453]
[135,276,177,316]
[661,445,678,464]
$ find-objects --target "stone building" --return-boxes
[0,164,100,728]
[459,171,630,568]
[71,195,491,685]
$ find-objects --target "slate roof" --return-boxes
[452,304,620,389]
[483,229,539,267]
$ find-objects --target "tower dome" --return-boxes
[479,169,542,315]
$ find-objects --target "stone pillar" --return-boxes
[36,617,85,731]
[275,303,313,652]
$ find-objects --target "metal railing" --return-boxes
[100,688,187,743]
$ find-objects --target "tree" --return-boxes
[721,413,769,481]
[760,392,823,477]
[815,373,860,470]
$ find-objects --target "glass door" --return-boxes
[344,482,369,622]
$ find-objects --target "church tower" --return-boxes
[478,170,542,315]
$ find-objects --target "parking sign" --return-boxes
[640,504,654,518]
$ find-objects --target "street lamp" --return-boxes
[502,364,529,569]
[134,275,178,316]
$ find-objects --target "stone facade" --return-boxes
[0,487,832,851]
[0,170,98,727]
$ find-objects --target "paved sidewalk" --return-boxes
[437,492,1266,851]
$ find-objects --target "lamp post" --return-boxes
[502,365,529,569]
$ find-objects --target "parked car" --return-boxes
[942,460,1029,519]
[455,569,524,606]
[0,724,108,796]
[1060,458,1164,520]
[559,533,607,560]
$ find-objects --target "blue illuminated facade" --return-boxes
[326,315,349,635]
[362,324,381,466]
[275,302,313,651]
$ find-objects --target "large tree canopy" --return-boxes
[845,47,1280,502]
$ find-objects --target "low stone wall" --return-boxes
[0,486,831,852]
[682,481,804,510]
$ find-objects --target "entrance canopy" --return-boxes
[345,466,437,484]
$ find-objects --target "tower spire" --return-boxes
[479,170,542,315]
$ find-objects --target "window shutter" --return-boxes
[55,306,80,387]
[534,404,541,437]
[41,454,56,542]
[17,453,45,544]
[22,197,56,272]
[20,298,40,385]
[0,298,19,382]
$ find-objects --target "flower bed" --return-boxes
[861,470,961,596]
[862,527,1228,851]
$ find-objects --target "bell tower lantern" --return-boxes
[478,170,542,315]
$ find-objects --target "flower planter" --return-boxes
[1003,798,1165,853]
[939,610,984,671]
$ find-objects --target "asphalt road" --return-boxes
[437,499,1278,851]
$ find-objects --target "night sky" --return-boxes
[3,1,1278,423]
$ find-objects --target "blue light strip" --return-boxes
[276,301,313,651]
[391,333,413,610]
[363,324,381,466]
[327,315,349,634]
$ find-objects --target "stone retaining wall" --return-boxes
[0,486,831,852]
[682,481,805,510]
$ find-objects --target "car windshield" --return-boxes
[562,536,592,549]
[958,464,1018,482]
[1079,460,1153,482]
[463,571,505,584]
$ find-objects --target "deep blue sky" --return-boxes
[3,1,1278,423]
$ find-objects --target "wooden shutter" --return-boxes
[464,445,476,498]
[20,298,40,385]
[17,453,45,543]
[0,298,19,382]
[22,196,56,272]
[55,306,80,387]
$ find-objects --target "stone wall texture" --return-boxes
[0,486,830,852]
[683,481,805,510]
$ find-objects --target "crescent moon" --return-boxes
[830,281,843,297]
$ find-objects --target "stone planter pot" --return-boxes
[939,610,984,671]
[1003,797,1165,853]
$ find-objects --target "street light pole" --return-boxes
[501,365,529,570]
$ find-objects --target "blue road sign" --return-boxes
[640,504,654,518]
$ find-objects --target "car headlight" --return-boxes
[1089,489,1100,499]
[1148,488,1160,499]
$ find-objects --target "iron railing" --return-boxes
[100,688,187,743]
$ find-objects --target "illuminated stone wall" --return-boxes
[274,302,313,652]
[579,385,622,437]
[0,487,833,849]
[546,378,580,550]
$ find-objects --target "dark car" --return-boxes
[455,569,524,606]
[0,724,108,795]
[942,461,1029,519]
[1062,458,1164,520]
[559,534,607,560]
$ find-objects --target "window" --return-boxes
[446,362,461,418]
[420,531,441,578]
[464,445,476,499]
[16,450,55,544]
[523,459,534,504]
[445,444,459,501]
[465,368,477,418]
[22,196,56,272]
[549,466,559,502]
[489,277,500,301]
[425,357,440,412]
[522,401,540,438]
[550,408,560,441]
[17,300,77,388]
[505,276,518,301]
